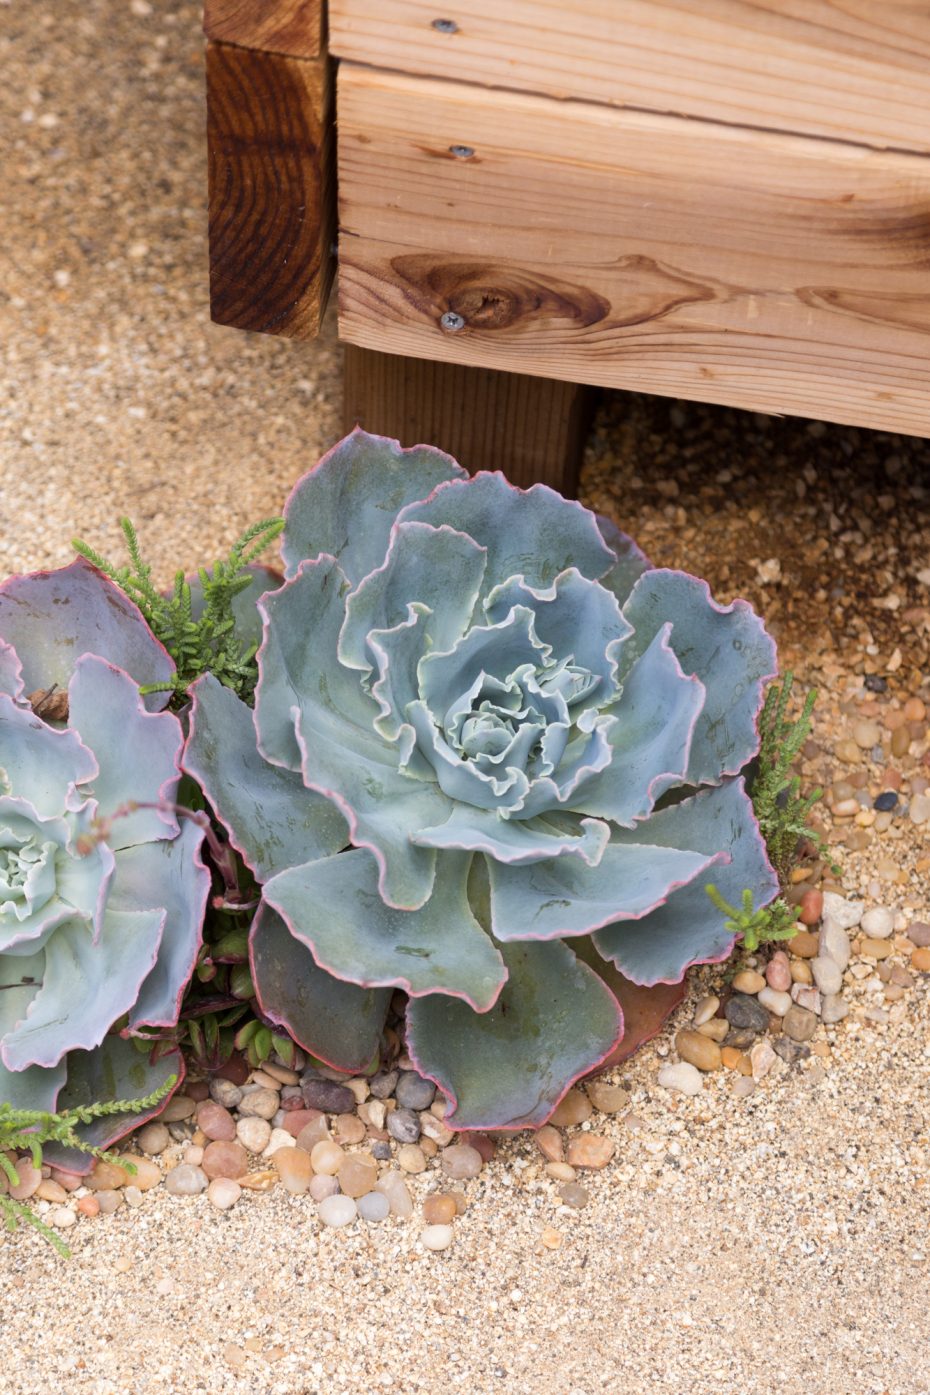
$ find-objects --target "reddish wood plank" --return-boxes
[206,40,334,337]
[204,0,324,59]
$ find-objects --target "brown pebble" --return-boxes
[859,937,894,960]
[675,1028,722,1072]
[788,930,820,957]
[540,1226,562,1249]
[332,1113,366,1146]
[549,1089,593,1127]
[720,1046,752,1075]
[423,1194,457,1225]
[295,1117,330,1152]
[86,1160,131,1191]
[337,1154,378,1199]
[469,1133,496,1163]
[732,969,765,994]
[585,1082,629,1114]
[791,959,814,984]
[535,1125,564,1163]
[281,1108,324,1139]
[696,1018,728,1042]
[76,1195,100,1218]
[798,889,823,925]
[441,1144,484,1180]
[911,947,930,972]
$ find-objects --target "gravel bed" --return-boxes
[2,3,930,1394]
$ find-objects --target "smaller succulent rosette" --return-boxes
[186,431,779,1130]
[0,560,210,1149]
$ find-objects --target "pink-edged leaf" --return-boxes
[405,938,624,1130]
[250,903,390,1074]
[0,558,175,711]
[40,1037,185,1175]
[574,937,687,1071]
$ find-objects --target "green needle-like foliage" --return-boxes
[1,1075,175,1256]
[704,884,799,955]
[72,517,283,705]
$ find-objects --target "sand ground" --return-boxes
[2,4,929,1393]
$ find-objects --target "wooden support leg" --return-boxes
[343,346,595,496]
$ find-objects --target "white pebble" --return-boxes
[48,1206,77,1229]
[207,1178,241,1211]
[860,907,894,939]
[657,1062,703,1096]
[421,1224,454,1251]
[261,1127,295,1158]
[317,1194,357,1228]
[811,956,844,996]
[757,986,791,1016]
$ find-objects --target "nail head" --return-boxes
[432,18,459,33]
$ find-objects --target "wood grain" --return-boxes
[337,64,930,437]
[343,344,595,493]
[204,0,324,58]
[329,0,930,154]
[206,40,334,337]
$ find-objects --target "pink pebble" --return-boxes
[766,951,792,993]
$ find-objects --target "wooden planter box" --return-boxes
[205,1,930,487]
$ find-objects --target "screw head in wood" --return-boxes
[440,311,466,332]
[431,17,459,33]
[449,145,475,159]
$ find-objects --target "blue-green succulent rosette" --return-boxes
[0,562,210,1158]
[186,430,779,1130]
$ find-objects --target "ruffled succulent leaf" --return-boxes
[109,822,211,1029]
[620,570,778,787]
[282,429,467,583]
[398,472,616,601]
[593,777,778,984]
[257,557,449,909]
[0,908,165,1071]
[250,903,390,1072]
[41,1037,185,1174]
[185,673,348,882]
[406,937,624,1130]
[567,626,704,825]
[262,848,506,1011]
[594,514,651,605]
[68,656,182,848]
[0,691,97,818]
[0,1054,66,1113]
[487,841,721,942]
[0,558,175,712]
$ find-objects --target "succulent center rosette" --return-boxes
[186,431,779,1130]
[0,562,210,1151]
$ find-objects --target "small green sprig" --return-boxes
[752,672,839,885]
[704,885,799,954]
[1,1075,175,1256]
[72,516,283,705]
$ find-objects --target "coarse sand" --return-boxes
[2,4,930,1395]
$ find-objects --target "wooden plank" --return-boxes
[329,0,930,155]
[336,64,930,437]
[204,0,323,58]
[206,41,334,338]
[343,345,595,493]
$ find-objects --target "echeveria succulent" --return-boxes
[0,560,209,1140]
[186,430,779,1129]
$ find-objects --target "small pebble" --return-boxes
[765,952,792,992]
[861,907,894,939]
[675,1028,721,1072]
[783,1005,817,1042]
[295,1117,330,1152]
[773,1037,810,1065]
[585,1081,629,1113]
[731,1077,756,1098]
[48,1206,77,1229]
[721,1046,752,1075]
[317,1194,357,1228]
[421,1224,454,1251]
[860,937,894,959]
[262,1128,296,1157]
[732,969,765,994]
[237,1087,279,1120]
[545,1162,576,1182]
[95,1190,124,1214]
[798,889,823,926]
[912,947,930,972]
[535,1125,564,1163]
[135,1122,170,1155]
[159,1095,195,1123]
[566,1135,614,1170]
[76,1195,100,1218]
[757,986,791,1016]
[207,1178,241,1210]
[123,1185,143,1209]
[85,1160,130,1192]
[368,1070,399,1100]
[819,920,852,970]
[202,1140,249,1180]
[696,1017,728,1041]
[874,791,898,812]
[236,1117,272,1154]
[118,1156,160,1191]
[811,956,844,995]
[165,1164,208,1196]
[332,1113,366,1146]
[387,1108,421,1144]
[423,1194,457,1225]
[395,1071,436,1110]
[788,930,820,957]
[374,1171,413,1217]
[657,1062,702,1096]
[197,1101,237,1141]
[692,995,720,1026]
[549,1089,593,1127]
[723,994,769,1033]
[441,1144,483,1180]
[397,1144,427,1174]
[557,1182,589,1208]
[749,1039,776,1079]
[357,1191,390,1223]
[302,1079,356,1114]
[209,1078,243,1109]
[273,1147,313,1194]
[310,1140,345,1176]
[308,1174,340,1202]
[337,1155,378,1199]
[907,921,930,948]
